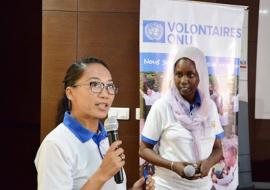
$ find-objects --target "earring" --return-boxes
[67,100,71,111]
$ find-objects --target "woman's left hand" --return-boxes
[131,175,155,190]
[198,160,212,177]
[197,139,223,178]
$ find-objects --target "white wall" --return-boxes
[255,0,270,119]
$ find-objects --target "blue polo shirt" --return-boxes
[63,111,109,158]
[63,111,107,145]
[35,111,127,190]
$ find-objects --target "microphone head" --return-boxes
[183,165,196,177]
[104,117,119,132]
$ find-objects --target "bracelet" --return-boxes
[170,161,174,171]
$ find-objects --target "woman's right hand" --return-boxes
[97,140,125,181]
[172,161,186,177]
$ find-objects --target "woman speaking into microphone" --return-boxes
[35,57,154,190]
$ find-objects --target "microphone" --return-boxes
[183,165,196,177]
[104,117,124,184]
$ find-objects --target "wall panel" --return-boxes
[78,0,139,12]
[41,11,77,139]
[43,0,77,11]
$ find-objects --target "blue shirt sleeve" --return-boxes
[141,135,158,145]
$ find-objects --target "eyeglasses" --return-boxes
[73,81,118,95]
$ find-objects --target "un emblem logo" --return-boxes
[143,20,165,43]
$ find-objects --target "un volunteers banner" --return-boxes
[139,0,246,189]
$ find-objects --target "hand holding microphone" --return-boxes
[182,160,212,179]
[183,164,200,178]
[99,140,125,183]
[172,161,201,180]
[104,117,124,184]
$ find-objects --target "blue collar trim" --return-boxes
[63,111,107,144]
[190,90,201,111]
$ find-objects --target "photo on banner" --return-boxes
[139,0,246,189]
